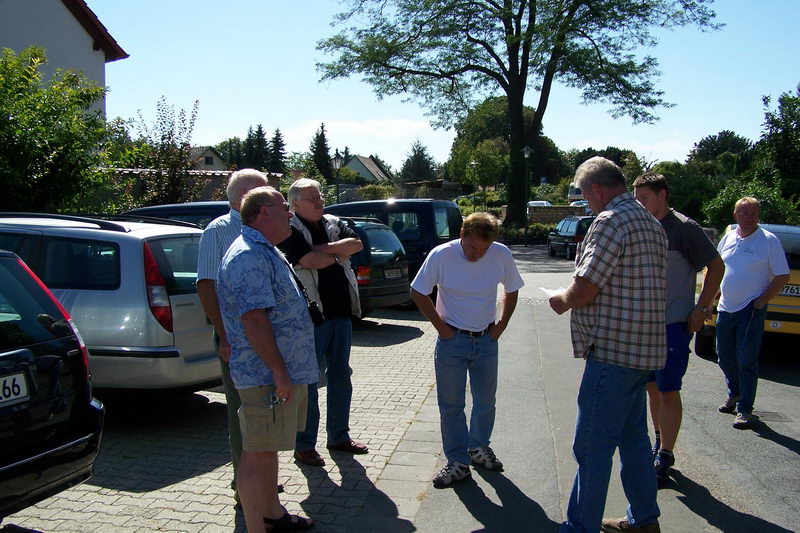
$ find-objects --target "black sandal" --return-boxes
[264,511,314,531]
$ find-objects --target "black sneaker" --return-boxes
[718,396,739,414]
[654,450,674,482]
[433,461,471,488]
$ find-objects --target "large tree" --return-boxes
[310,123,333,183]
[400,140,438,183]
[759,84,800,201]
[267,128,288,175]
[317,0,719,225]
[0,46,109,211]
[687,129,753,164]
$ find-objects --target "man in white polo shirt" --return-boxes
[411,212,524,488]
[716,196,789,430]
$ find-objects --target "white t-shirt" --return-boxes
[718,226,789,313]
[411,239,524,331]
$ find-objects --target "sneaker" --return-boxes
[654,450,674,482]
[432,461,471,488]
[651,434,660,458]
[718,396,738,414]
[732,412,753,429]
[600,517,661,532]
[469,446,504,471]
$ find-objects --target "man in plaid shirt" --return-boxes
[550,157,667,533]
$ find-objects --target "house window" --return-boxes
[204,156,214,165]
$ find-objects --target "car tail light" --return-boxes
[16,258,91,382]
[143,242,173,332]
[355,265,370,286]
[574,234,585,243]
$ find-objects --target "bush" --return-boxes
[499,222,555,244]
[358,183,397,200]
[702,178,800,230]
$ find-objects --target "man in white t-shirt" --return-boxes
[716,197,789,430]
[411,212,524,488]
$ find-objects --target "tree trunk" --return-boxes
[506,90,528,227]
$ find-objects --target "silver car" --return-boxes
[0,214,219,390]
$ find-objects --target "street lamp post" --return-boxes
[522,146,532,246]
[332,154,343,203]
[469,160,478,211]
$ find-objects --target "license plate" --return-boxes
[384,268,402,279]
[779,284,800,297]
[0,372,29,407]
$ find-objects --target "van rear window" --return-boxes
[148,237,201,295]
[387,212,421,241]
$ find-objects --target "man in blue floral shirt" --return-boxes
[217,186,317,533]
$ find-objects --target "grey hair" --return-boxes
[574,157,626,191]
[226,168,269,203]
[287,178,322,207]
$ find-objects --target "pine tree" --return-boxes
[267,128,287,174]
[215,137,243,169]
[310,123,333,183]
[252,124,269,170]
[400,140,437,183]
[243,126,256,168]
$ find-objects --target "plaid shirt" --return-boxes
[570,192,668,370]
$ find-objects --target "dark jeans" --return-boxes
[716,302,766,415]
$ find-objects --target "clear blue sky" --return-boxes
[90,0,799,172]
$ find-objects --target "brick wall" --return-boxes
[528,206,586,224]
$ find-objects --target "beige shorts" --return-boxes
[237,384,308,452]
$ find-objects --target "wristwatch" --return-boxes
[696,305,709,313]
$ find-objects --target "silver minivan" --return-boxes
[0,214,219,390]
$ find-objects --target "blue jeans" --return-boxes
[435,332,498,465]
[716,302,766,415]
[561,359,660,533]
[295,317,353,451]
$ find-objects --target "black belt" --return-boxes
[448,323,494,338]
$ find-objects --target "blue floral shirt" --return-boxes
[217,225,318,388]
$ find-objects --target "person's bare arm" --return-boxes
[197,279,231,361]
[688,256,725,332]
[296,251,339,270]
[411,289,455,339]
[489,290,518,340]
[548,276,600,315]
[755,273,791,309]
[240,308,292,400]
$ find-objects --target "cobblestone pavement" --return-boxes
[4,308,441,533]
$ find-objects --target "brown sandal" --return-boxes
[264,511,314,531]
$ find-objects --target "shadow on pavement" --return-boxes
[86,390,232,492]
[352,320,425,347]
[668,470,794,532]
[297,454,415,532]
[751,420,800,456]
[759,341,800,387]
[451,469,560,532]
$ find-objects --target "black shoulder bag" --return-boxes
[279,257,326,326]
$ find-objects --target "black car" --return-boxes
[0,251,104,519]
[344,218,411,318]
[125,201,229,228]
[325,199,463,282]
[547,216,595,260]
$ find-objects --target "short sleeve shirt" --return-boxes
[718,226,789,313]
[661,210,720,324]
[197,209,242,282]
[571,192,668,370]
[411,239,524,331]
[217,225,318,388]
[277,215,358,319]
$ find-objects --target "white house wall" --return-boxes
[0,0,107,113]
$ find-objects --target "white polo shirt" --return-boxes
[718,226,789,313]
[411,239,524,331]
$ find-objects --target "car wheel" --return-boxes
[565,244,574,260]
[694,327,716,360]
[547,242,556,257]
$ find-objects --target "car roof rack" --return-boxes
[339,216,384,226]
[0,212,130,232]
[79,214,201,229]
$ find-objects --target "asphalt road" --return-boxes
[414,244,799,533]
